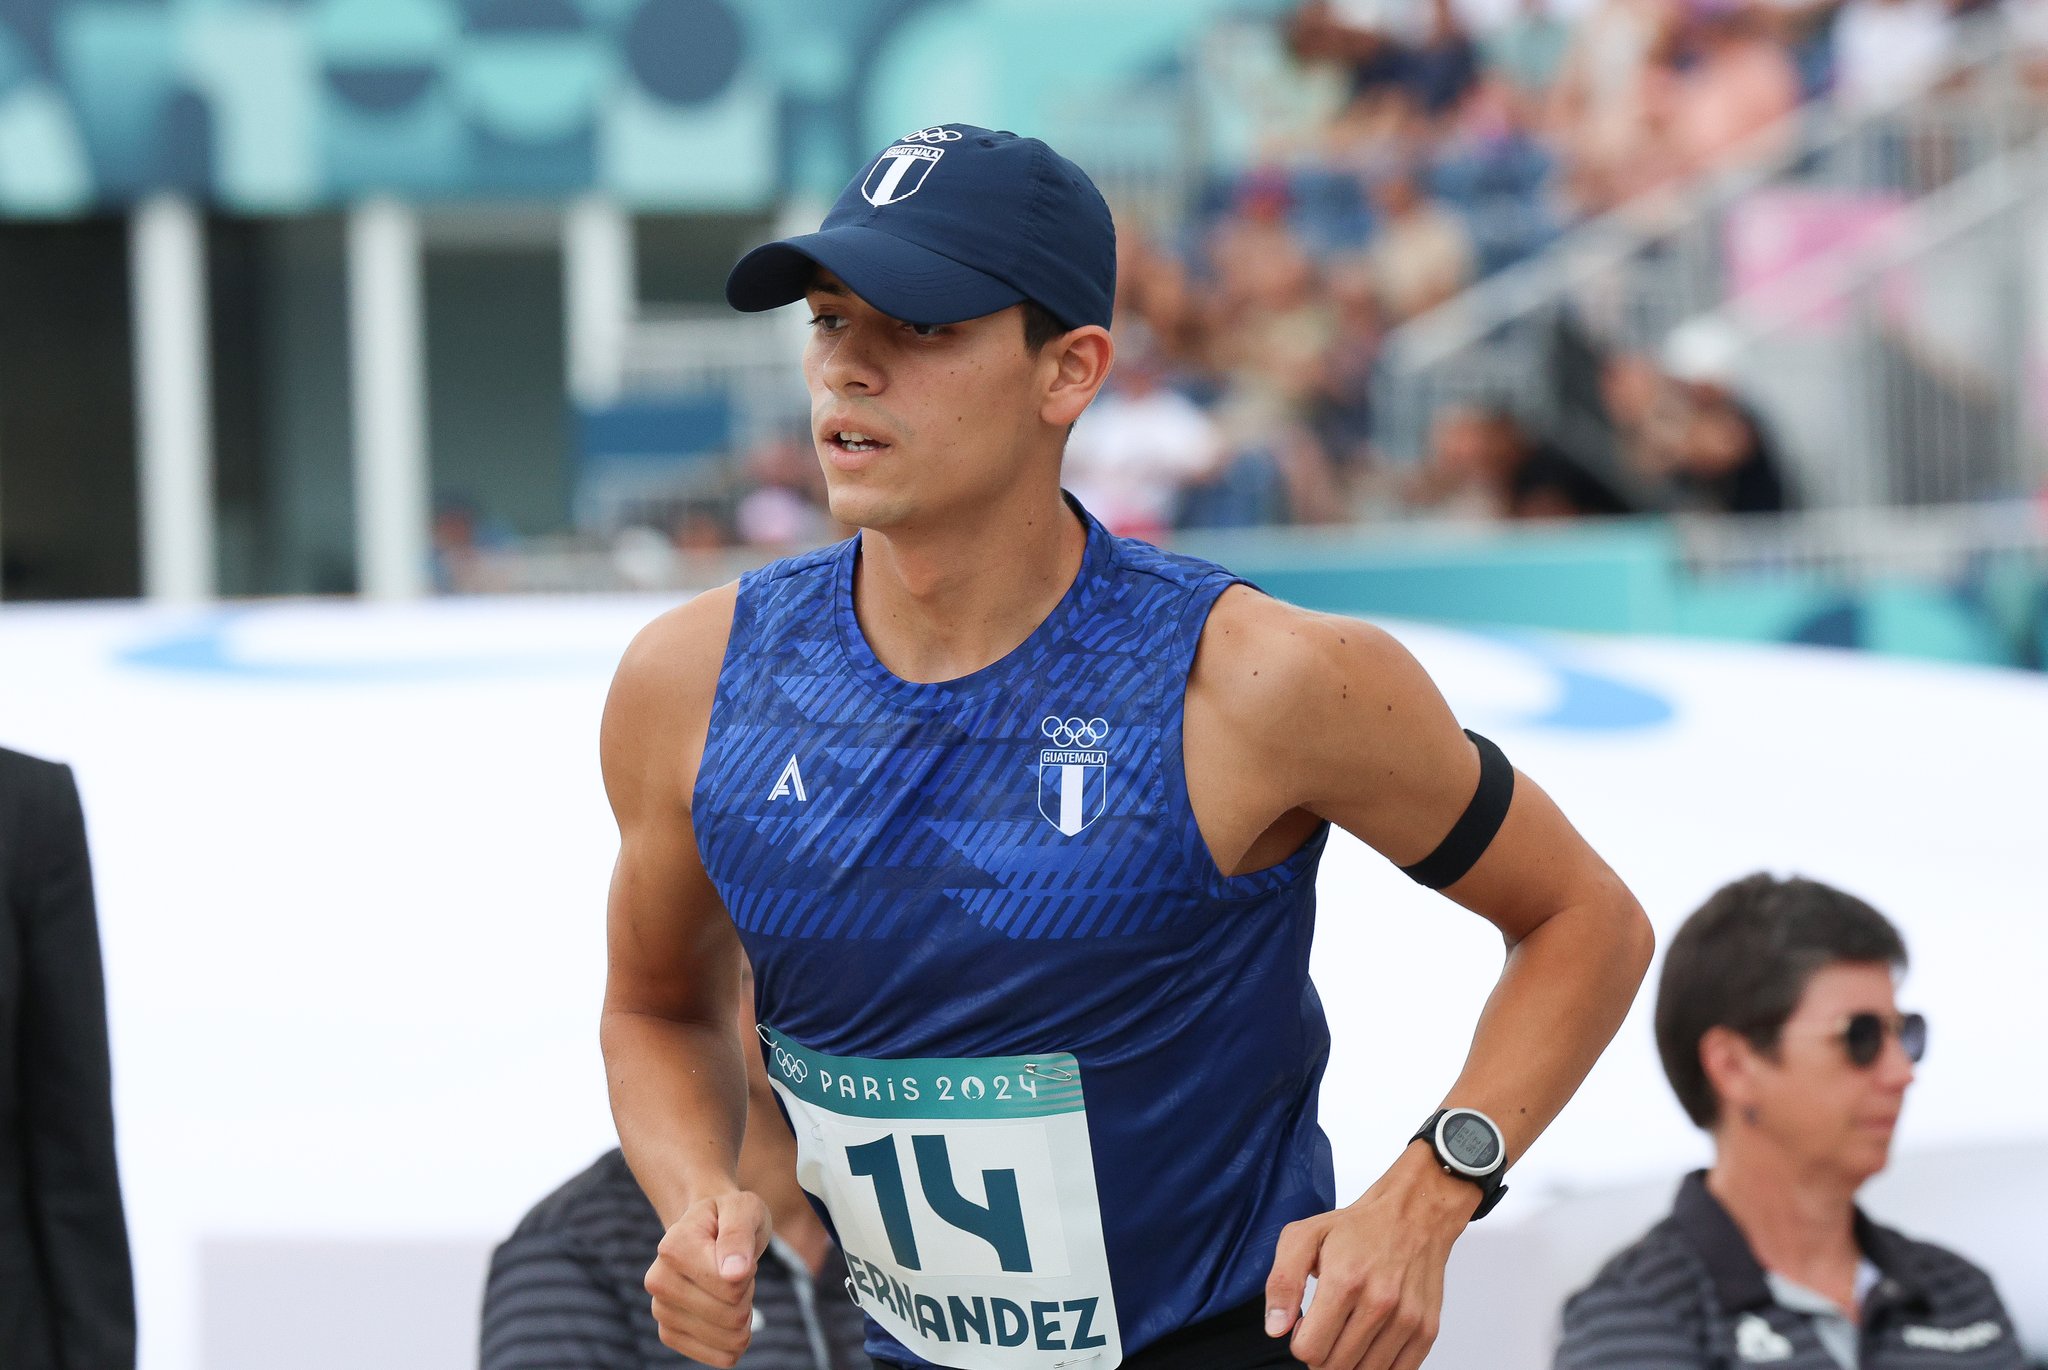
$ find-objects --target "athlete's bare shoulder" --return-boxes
[1189,584,1477,861]
[609,581,740,706]
[1191,584,1434,751]
[600,582,740,823]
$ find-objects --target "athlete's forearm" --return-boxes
[1435,875,1652,1165]
[1265,890,1646,1366]
[601,1007,750,1226]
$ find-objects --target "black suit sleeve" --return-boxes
[15,761,136,1370]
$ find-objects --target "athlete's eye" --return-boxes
[807,313,846,333]
[907,322,945,339]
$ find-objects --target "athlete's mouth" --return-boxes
[827,430,892,455]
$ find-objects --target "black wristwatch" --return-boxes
[1409,1107,1509,1220]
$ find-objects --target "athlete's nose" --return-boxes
[815,320,886,398]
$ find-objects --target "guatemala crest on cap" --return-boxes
[1038,716,1109,836]
[862,141,945,206]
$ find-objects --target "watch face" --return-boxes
[1441,1111,1502,1173]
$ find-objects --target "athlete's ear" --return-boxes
[1041,325,1114,429]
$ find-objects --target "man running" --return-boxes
[600,124,1654,1370]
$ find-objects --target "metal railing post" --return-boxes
[347,197,431,600]
[131,194,217,603]
[563,196,633,412]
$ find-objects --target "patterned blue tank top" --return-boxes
[695,507,1335,1369]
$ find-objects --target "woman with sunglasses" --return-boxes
[1556,873,2024,1370]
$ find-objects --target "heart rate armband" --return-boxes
[1398,730,1514,890]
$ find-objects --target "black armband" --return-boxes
[1399,730,1514,890]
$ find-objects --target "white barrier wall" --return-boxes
[1,597,2043,1369]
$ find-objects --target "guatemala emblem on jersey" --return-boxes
[1038,716,1109,836]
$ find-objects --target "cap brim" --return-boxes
[725,226,1026,326]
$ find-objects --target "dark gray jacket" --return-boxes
[1557,1171,2024,1370]
[0,747,135,1370]
[482,1148,869,1370]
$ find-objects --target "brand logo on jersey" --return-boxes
[1038,716,1108,836]
[863,143,943,206]
[768,755,808,802]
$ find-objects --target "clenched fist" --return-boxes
[645,1190,774,1367]
[1262,1145,1473,1370]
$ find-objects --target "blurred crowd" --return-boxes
[431,436,845,594]
[1407,318,1791,523]
[1069,0,2042,540]
[1281,0,2044,227]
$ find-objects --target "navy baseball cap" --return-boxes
[725,124,1115,332]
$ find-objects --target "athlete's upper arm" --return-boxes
[1198,587,1626,941]
[1199,589,1478,858]
[599,581,744,1024]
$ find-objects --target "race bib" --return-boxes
[760,1028,1122,1369]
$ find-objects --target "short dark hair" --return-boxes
[1021,299,1069,352]
[1655,873,1907,1129]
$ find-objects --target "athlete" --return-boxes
[600,125,1655,1370]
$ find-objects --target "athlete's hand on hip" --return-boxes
[1263,1145,1474,1370]
[645,1189,774,1368]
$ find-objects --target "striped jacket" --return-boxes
[481,1149,868,1370]
[1556,1172,2025,1370]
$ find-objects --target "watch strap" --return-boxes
[1410,1108,1509,1221]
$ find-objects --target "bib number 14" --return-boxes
[761,1029,1124,1369]
[847,1133,1032,1272]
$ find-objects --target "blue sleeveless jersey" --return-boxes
[694,508,1335,1368]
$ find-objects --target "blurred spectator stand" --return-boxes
[1066,339,1229,540]
[572,396,732,536]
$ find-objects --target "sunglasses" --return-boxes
[1831,1011,1928,1068]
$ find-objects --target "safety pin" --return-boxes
[1024,1062,1074,1081]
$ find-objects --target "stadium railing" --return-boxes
[1676,502,2048,584]
[1374,22,2043,484]
[1673,132,2048,511]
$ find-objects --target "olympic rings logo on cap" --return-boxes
[901,126,962,144]
[772,1046,808,1083]
[1041,716,1109,748]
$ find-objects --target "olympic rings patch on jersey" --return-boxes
[1036,716,1111,837]
[1039,716,1108,749]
